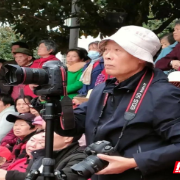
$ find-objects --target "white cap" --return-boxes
[101,25,161,63]
[168,71,180,82]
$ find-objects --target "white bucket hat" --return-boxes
[100,25,161,63]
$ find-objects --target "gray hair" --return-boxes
[38,40,58,55]
[175,19,180,26]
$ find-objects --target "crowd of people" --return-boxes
[0,19,180,180]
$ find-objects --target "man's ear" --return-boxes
[64,137,73,143]
[0,157,7,165]
[28,56,33,61]
[48,49,53,54]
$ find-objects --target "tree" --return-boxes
[0,0,180,52]
[0,26,22,60]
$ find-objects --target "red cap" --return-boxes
[0,146,12,161]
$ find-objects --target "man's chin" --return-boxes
[105,69,114,75]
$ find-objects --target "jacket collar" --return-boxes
[17,130,37,144]
[31,148,46,159]
[104,68,147,94]
[31,142,81,159]
[103,67,168,94]
[67,62,86,72]
[34,55,58,64]
[53,142,81,156]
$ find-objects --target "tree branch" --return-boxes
[153,15,176,34]
[148,17,157,20]
[29,16,48,22]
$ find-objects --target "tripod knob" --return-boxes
[54,170,67,180]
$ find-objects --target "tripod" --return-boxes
[25,96,66,180]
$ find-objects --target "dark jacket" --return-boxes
[6,142,87,180]
[155,42,180,70]
[55,68,180,180]
[78,58,104,95]
[0,66,12,94]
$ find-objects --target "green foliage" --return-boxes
[0,0,180,52]
[0,26,22,60]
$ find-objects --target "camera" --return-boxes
[4,60,67,96]
[71,140,119,178]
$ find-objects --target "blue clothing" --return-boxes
[78,58,104,95]
[55,68,180,180]
[155,42,178,74]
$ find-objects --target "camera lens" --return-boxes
[71,155,109,178]
[4,64,24,85]
[4,64,48,85]
[22,68,48,85]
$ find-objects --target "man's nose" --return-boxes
[104,51,112,60]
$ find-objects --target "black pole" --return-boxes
[24,97,65,180]
[69,0,80,49]
[42,101,55,180]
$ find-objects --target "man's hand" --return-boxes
[0,169,7,180]
[96,154,137,175]
[171,60,180,70]
[29,84,39,91]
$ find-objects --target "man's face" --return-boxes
[11,45,20,57]
[15,53,32,66]
[103,40,142,80]
[26,132,45,157]
[53,132,68,150]
[173,24,180,42]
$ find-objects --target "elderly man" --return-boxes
[14,48,33,67]
[156,20,180,70]
[11,48,34,100]
[55,25,180,180]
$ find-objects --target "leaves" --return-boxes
[0,26,22,60]
[0,0,180,53]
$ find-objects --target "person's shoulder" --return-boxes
[151,69,180,98]
[0,106,16,116]
[66,145,87,160]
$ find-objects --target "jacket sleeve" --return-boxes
[0,112,14,142]
[133,84,180,175]
[154,47,172,64]
[67,71,83,94]
[54,102,87,137]
[6,171,27,180]
[1,129,17,146]
[155,43,180,70]
[56,153,87,180]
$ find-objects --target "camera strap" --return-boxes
[101,70,154,150]
[60,66,75,130]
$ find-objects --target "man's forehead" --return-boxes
[15,53,28,56]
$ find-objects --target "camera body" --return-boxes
[71,140,119,178]
[85,140,116,155]
[33,60,66,96]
